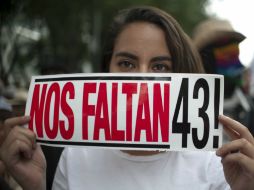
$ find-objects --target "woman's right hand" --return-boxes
[0,116,46,190]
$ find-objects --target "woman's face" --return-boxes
[109,22,172,73]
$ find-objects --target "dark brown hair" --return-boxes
[102,6,204,73]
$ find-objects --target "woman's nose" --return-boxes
[138,64,149,73]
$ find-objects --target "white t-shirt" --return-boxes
[52,148,230,190]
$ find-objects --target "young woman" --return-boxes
[1,6,254,190]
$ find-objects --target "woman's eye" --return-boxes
[152,63,172,72]
[117,60,135,71]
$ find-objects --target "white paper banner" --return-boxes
[25,73,224,151]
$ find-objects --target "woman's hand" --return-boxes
[0,116,46,190]
[216,115,254,190]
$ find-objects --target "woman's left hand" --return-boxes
[216,115,254,190]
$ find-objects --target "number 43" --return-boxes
[172,78,220,149]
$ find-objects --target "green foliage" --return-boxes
[0,0,208,87]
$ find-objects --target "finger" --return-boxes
[4,116,31,133]
[1,116,31,146]
[221,152,254,175]
[217,138,254,158]
[219,115,254,144]
[223,124,240,140]
[4,126,36,150]
[3,139,34,168]
[16,127,36,148]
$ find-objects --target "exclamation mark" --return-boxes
[213,78,220,148]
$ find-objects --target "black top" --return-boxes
[0,177,13,190]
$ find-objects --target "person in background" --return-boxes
[192,18,254,136]
[1,6,254,190]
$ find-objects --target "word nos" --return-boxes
[25,74,223,150]
[27,76,171,145]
